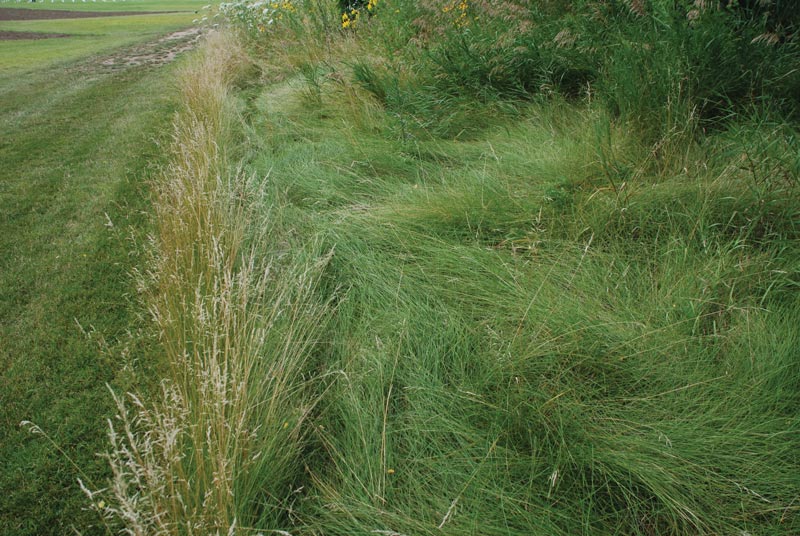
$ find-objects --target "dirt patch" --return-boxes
[0,7,180,21]
[93,26,202,71]
[0,29,70,40]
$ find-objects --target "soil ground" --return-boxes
[0,7,179,21]
[94,26,201,69]
[0,29,69,39]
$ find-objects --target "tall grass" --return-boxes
[260,0,799,144]
[236,59,799,533]
[99,31,330,534]
[94,3,800,535]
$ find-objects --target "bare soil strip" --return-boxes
[0,7,180,21]
[0,29,69,40]
[95,27,201,70]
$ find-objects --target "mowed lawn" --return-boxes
[1,0,208,11]
[0,3,203,533]
[0,0,205,73]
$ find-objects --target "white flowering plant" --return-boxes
[219,0,298,35]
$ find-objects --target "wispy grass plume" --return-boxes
[99,30,330,535]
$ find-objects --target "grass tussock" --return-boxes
[99,31,330,534]
[224,4,797,531]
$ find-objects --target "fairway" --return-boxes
[0,2,202,533]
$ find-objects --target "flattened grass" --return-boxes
[236,65,800,534]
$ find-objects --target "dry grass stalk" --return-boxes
[628,0,647,17]
[98,30,328,535]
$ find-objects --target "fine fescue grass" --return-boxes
[246,91,799,535]
[99,31,332,534]
[101,3,799,535]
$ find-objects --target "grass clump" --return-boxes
[96,31,331,534]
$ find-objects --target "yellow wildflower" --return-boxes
[342,8,359,28]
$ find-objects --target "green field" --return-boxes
[0,0,205,73]
[0,0,208,12]
[0,2,201,533]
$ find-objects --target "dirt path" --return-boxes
[0,7,181,21]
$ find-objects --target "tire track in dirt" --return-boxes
[1,26,202,125]
[62,26,204,75]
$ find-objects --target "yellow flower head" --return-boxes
[342,8,359,28]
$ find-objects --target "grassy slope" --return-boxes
[0,17,194,536]
[232,58,800,533]
[43,7,794,530]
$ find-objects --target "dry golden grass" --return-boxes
[100,30,330,534]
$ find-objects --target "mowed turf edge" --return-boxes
[0,28,197,536]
